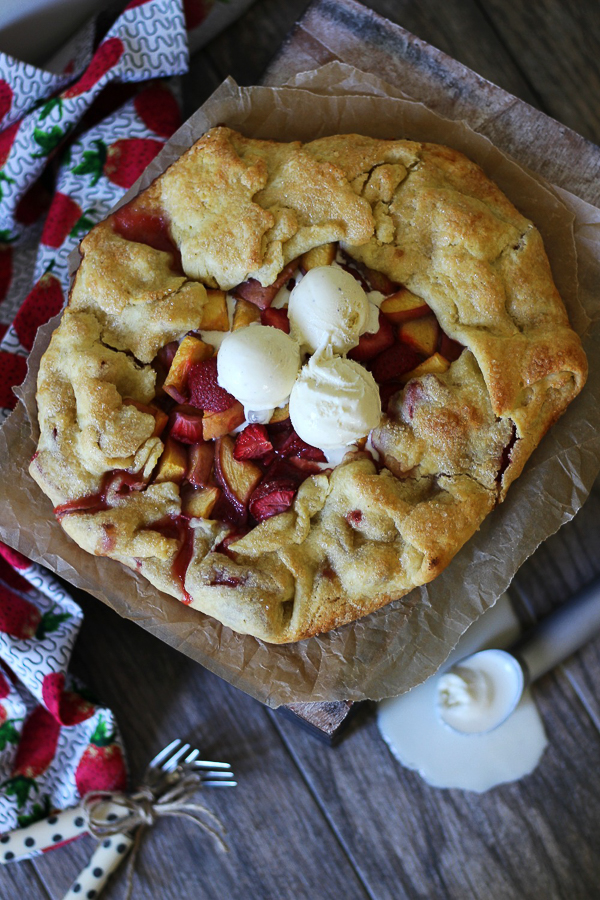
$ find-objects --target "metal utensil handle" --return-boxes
[512,576,600,684]
[62,832,134,900]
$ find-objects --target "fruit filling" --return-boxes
[55,233,465,596]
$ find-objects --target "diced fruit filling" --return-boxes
[112,203,182,270]
[188,357,236,412]
[233,424,273,460]
[57,236,466,597]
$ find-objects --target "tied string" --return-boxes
[83,770,228,899]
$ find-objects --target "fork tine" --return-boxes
[201,779,237,788]
[191,760,232,771]
[184,748,200,764]
[148,738,182,769]
[163,742,191,771]
[198,770,235,779]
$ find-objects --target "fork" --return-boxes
[60,738,235,899]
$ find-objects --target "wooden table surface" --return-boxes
[3,1,600,898]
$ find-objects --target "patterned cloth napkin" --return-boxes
[0,0,251,837]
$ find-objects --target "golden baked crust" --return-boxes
[30,127,587,643]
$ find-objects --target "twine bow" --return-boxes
[83,770,228,899]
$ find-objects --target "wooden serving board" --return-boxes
[274,0,600,740]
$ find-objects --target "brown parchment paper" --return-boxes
[2,62,600,708]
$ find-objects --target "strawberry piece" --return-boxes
[232,260,298,310]
[0,79,12,125]
[370,341,422,384]
[233,424,273,460]
[188,357,236,412]
[271,428,326,462]
[0,351,27,408]
[249,479,297,523]
[63,37,124,98]
[13,270,64,351]
[75,716,127,797]
[168,407,204,444]
[260,307,290,333]
[348,312,395,362]
[134,83,181,137]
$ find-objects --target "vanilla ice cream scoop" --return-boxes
[288,266,378,354]
[217,324,301,410]
[289,349,382,450]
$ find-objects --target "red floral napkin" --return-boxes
[0,0,252,839]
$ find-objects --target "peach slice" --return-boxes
[199,289,229,331]
[163,335,214,403]
[187,441,214,487]
[439,333,464,362]
[202,401,245,441]
[232,260,298,310]
[400,352,450,385]
[300,243,337,273]
[363,266,396,295]
[123,399,168,437]
[183,485,221,519]
[233,298,261,331]
[380,288,431,323]
[399,315,439,357]
[168,405,204,444]
[215,435,263,514]
[153,437,187,484]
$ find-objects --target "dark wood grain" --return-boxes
[270,673,600,900]
[476,0,600,144]
[3,1,600,898]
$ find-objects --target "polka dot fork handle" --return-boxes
[63,831,134,900]
[0,804,93,864]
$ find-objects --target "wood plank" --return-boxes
[269,674,600,900]
[512,479,600,731]
[29,590,370,900]
[477,0,600,143]
[0,861,52,900]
